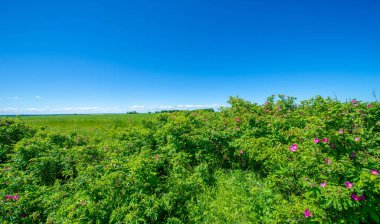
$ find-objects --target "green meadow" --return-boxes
[18,113,157,134]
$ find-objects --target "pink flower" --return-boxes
[320,182,327,187]
[277,107,282,111]
[322,138,329,143]
[325,158,331,165]
[314,138,320,143]
[352,99,358,106]
[265,109,269,113]
[367,104,372,108]
[351,193,365,201]
[289,143,298,152]
[4,195,19,201]
[345,181,353,189]
[235,118,240,123]
[354,137,360,142]
[239,150,244,155]
[338,129,344,134]
[304,209,312,218]
[370,170,379,175]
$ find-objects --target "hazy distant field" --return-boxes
[19,113,157,133]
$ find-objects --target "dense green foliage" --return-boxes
[1,95,379,223]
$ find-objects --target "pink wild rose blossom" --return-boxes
[345,181,354,189]
[4,195,19,201]
[289,144,298,152]
[320,182,327,187]
[351,193,365,201]
[322,138,329,143]
[325,158,331,165]
[314,138,320,143]
[370,170,379,175]
[304,209,312,218]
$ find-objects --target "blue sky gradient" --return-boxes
[1,0,379,114]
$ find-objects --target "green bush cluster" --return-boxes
[1,95,379,223]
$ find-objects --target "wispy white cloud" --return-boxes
[7,96,19,100]
[26,108,39,112]
[0,104,226,115]
[157,105,174,110]
[59,107,123,113]
[130,105,146,110]
[0,106,123,115]
[35,96,42,100]
[1,107,18,112]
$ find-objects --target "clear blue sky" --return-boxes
[1,0,379,114]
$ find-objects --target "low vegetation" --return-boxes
[1,95,379,223]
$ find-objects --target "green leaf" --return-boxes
[367,148,375,153]
[370,211,380,223]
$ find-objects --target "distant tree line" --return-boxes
[155,108,215,113]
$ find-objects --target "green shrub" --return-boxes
[0,118,35,164]
[1,96,379,223]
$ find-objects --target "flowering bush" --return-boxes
[0,95,379,223]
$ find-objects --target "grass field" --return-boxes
[18,113,157,131]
